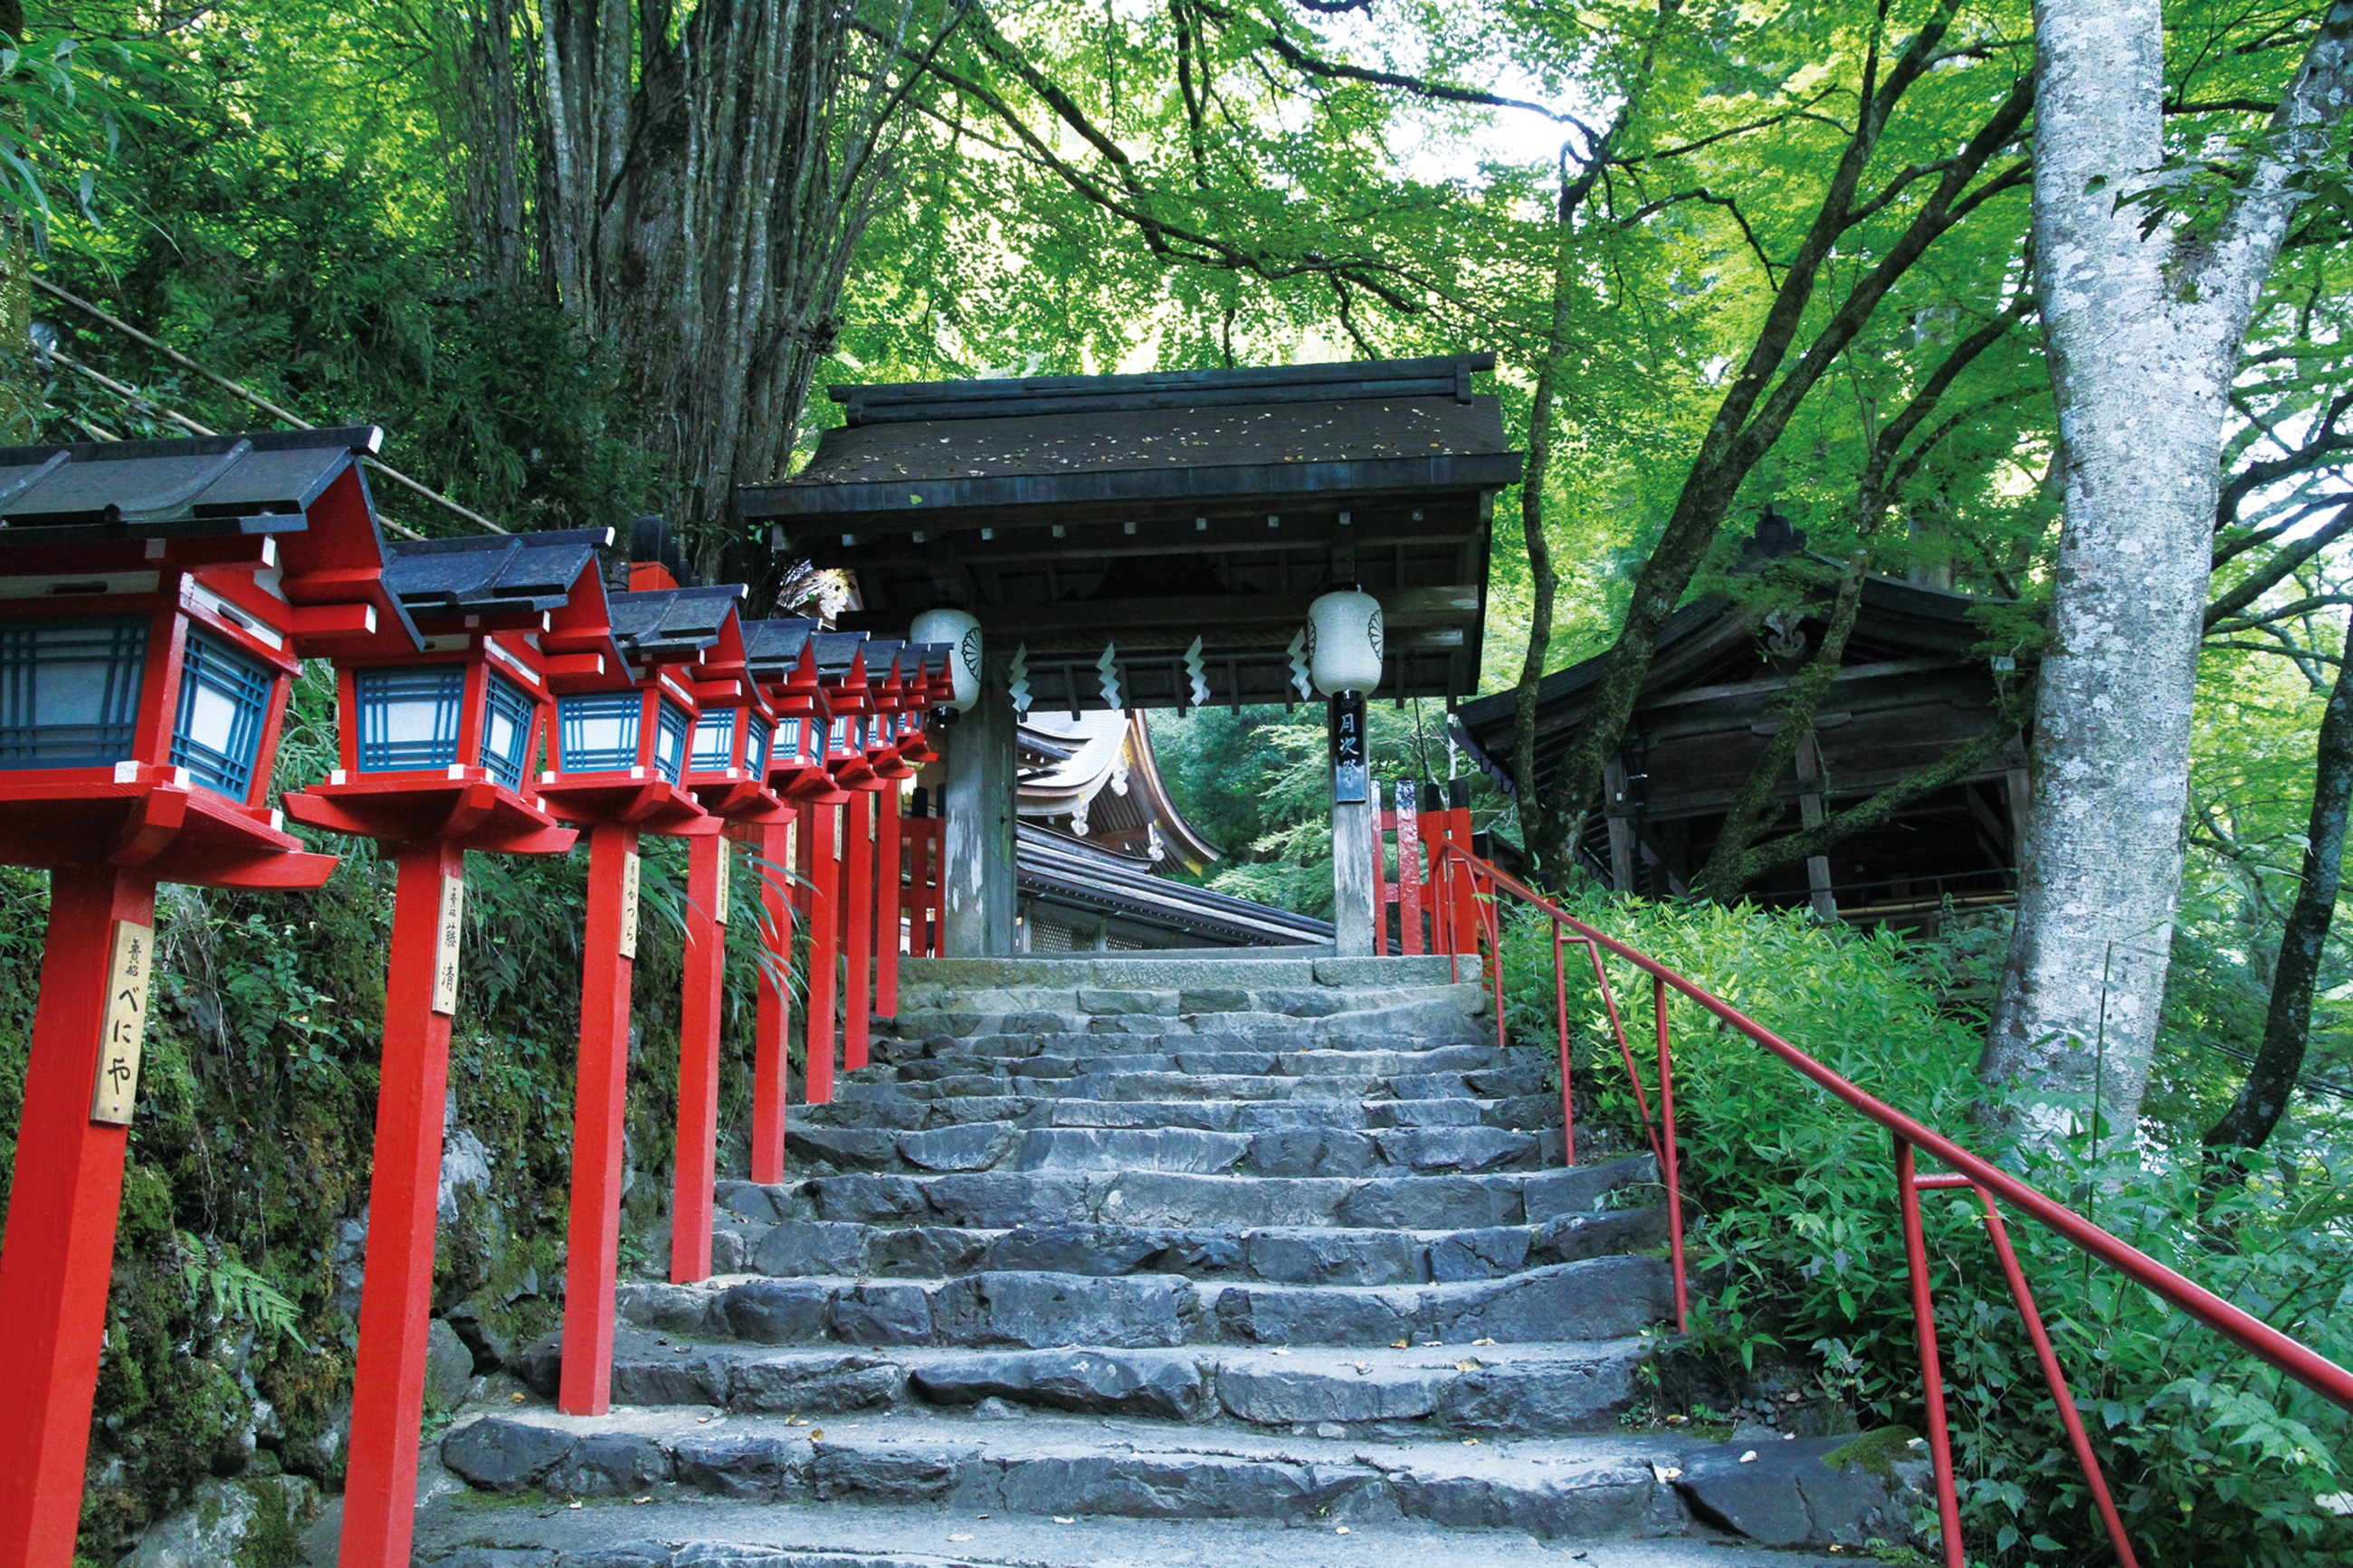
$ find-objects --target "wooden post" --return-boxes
[803,803,838,1103]
[328,841,462,1568]
[1396,780,1424,955]
[558,822,638,1416]
[1794,729,1838,922]
[1330,693,1374,956]
[1603,755,1638,893]
[875,783,903,1019]
[1447,778,1479,959]
[842,789,873,1072]
[749,813,794,1183]
[671,832,725,1283]
[943,657,1016,955]
[0,862,160,1568]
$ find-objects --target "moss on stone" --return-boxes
[1823,1424,1923,1481]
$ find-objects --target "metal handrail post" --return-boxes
[1896,1136,1966,1568]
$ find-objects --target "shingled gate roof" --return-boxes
[738,356,1521,710]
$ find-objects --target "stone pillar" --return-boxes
[944,652,1016,956]
[1330,693,1374,955]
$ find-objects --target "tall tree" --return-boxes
[1523,2,2034,873]
[1981,0,2353,1137]
[451,0,953,580]
[2202,606,2353,1152]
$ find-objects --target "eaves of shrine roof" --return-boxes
[739,355,1521,520]
[1016,824,1330,947]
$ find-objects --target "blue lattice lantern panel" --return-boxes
[343,655,544,788]
[535,583,743,836]
[0,428,408,887]
[806,632,876,786]
[288,530,617,855]
[674,598,787,823]
[742,619,834,803]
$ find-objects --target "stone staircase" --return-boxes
[412,955,1915,1566]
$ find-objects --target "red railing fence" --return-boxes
[1423,839,2353,1568]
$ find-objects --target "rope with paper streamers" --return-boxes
[1183,636,1210,708]
[1286,630,1312,700]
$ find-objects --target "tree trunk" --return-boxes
[2203,610,2353,1152]
[1983,0,2353,1140]
[461,0,929,582]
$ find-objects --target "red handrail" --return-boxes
[1425,840,2353,1566]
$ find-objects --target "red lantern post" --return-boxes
[864,642,945,1022]
[670,596,785,1283]
[0,429,409,1568]
[740,623,827,1182]
[795,632,873,1102]
[536,583,738,1415]
[818,639,880,1074]
[283,528,618,1568]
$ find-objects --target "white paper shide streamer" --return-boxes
[1008,642,1033,717]
[1096,643,1122,711]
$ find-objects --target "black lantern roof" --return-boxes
[384,530,612,614]
[609,584,748,661]
[0,426,386,537]
[808,631,870,679]
[741,618,820,679]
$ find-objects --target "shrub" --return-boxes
[1492,892,2353,1567]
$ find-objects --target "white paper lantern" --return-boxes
[1308,589,1383,696]
[910,608,983,711]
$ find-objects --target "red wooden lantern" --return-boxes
[835,641,912,1070]
[538,582,734,1417]
[0,428,407,1568]
[864,641,949,1021]
[737,621,825,1183]
[281,527,616,1568]
[670,599,786,1284]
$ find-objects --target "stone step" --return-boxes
[592,1332,1652,1435]
[616,1255,1672,1351]
[716,1208,1671,1286]
[435,1407,1912,1551]
[803,1093,1555,1134]
[412,1494,1885,1568]
[848,1064,1552,1105]
[783,1123,1551,1177]
[875,1044,1501,1081]
[896,953,1481,994]
[881,983,1490,1031]
[877,1030,1491,1062]
[441,1407,1674,1535]
[718,1152,1657,1232]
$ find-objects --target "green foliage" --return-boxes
[1148,701,1501,918]
[1492,894,2353,1565]
[179,1235,308,1351]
